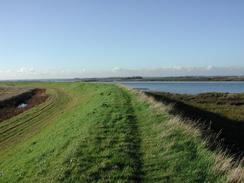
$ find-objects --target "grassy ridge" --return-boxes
[0,83,242,182]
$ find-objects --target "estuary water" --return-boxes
[120,81,244,94]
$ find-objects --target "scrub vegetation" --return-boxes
[0,82,243,182]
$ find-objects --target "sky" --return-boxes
[0,0,244,79]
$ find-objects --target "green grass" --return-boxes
[131,95,224,182]
[0,82,240,182]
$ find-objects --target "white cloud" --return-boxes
[206,65,214,71]
[0,66,244,80]
[112,67,121,72]
[17,67,35,73]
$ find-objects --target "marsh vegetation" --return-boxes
[146,91,244,158]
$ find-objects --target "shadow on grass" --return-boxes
[146,92,244,160]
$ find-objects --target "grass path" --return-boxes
[0,83,240,182]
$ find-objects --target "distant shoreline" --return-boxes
[1,76,244,82]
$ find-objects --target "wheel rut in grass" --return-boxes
[121,91,143,182]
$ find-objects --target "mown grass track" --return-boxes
[0,83,242,182]
[52,85,143,182]
[0,88,71,151]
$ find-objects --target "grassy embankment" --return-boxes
[0,83,243,182]
[146,91,244,156]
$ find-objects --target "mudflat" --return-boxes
[0,87,48,122]
[0,87,34,101]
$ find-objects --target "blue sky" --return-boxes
[0,0,244,79]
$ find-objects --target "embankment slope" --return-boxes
[0,83,242,182]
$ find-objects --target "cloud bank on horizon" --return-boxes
[0,66,244,80]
